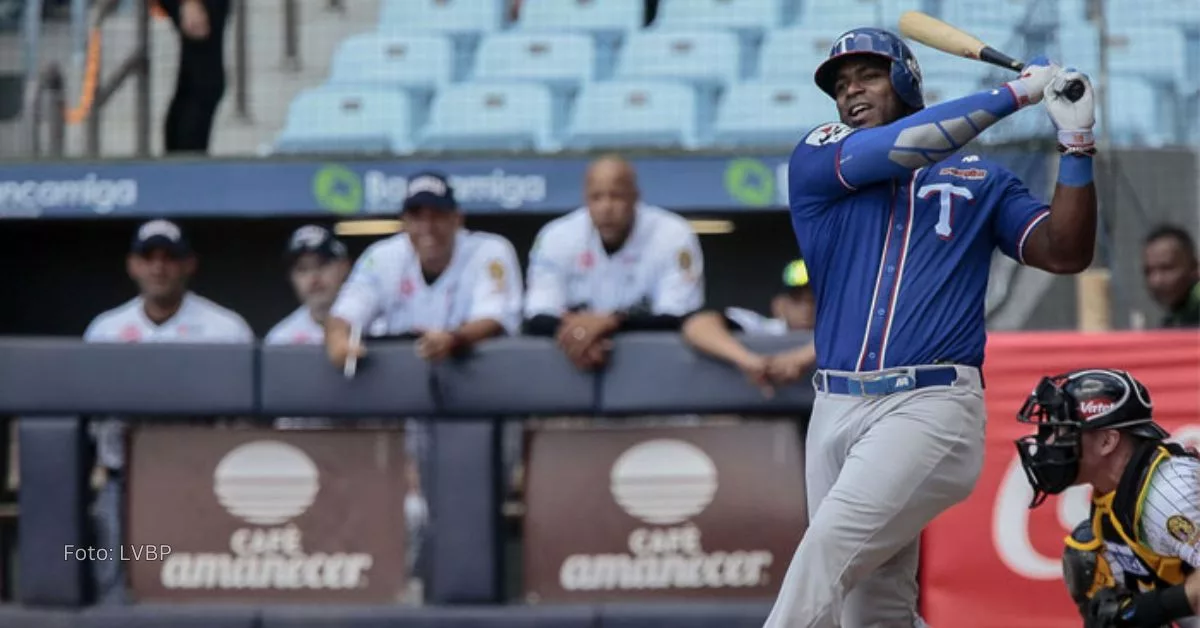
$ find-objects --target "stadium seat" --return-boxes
[418,82,560,153]
[274,87,415,155]
[1059,26,1191,90]
[795,0,910,31]
[327,33,455,92]
[1104,0,1200,29]
[652,0,792,35]
[564,81,703,150]
[378,0,505,36]
[614,30,744,88]
[1099,77,1177,147]
[758,28,838,81]
[938,0,1058,31]
[472,32,596,93]
[711,80,828,148]
[515,0,644,37]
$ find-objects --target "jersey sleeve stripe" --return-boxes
[1017,208,1051,265]
[878,169,921,368]
[834,143,857,192]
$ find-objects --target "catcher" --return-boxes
[1014,368,1199,628]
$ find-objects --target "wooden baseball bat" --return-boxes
[898,11,1085,101]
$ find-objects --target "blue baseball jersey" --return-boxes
[789,90,1048,372]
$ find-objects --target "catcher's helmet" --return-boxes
[814,27,924,110]
[1014,368,1169,508]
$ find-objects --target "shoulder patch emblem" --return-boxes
[804,123,854,147]
[678,249,693,272]
[1167,514,1198,545]
[488,259,505,280]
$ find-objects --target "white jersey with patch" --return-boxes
[331,229,523,336]
[724,306,788,336]
[84,292,254,470]
[523,204,704,318]
[1139,455,1200,568]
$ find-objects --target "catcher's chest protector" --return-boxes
[1092,443,1194,593]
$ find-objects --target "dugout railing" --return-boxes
[0,332,814,628]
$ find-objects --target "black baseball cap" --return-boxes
[131,219,191,257]
[402,171,457,212]
[285,225,348,263]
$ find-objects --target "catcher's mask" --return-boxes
[1014,368,1167,509]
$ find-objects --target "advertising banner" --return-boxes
[522,422,806,603]
[0,150,1047,219]
[921,331,1200,628]
[126,427,409,603]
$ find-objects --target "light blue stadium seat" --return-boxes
[418,82,560,153]
[378,0,505,36]
[516,0,644,36]
[514,0,641,79]
[1060,26,1191,91]
[1099,77,1177,148]
[614,30,744,88]
[758,28,835,80]
[711,80,828,148]
[979,100,1051,145]
[795,0,905,31]
[653,0,792,34]
[327,33,455,92]
[1104,0,1200,29]
[274,87,415,155]
[938,0,1057,31]
[565,81,702,150]
[472,32,595,93]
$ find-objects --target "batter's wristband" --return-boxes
[1057,154,1093,187]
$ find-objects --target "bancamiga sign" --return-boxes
[522,422,806,602]
[127,427,409,602]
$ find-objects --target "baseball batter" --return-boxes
[1016,369,1199,628]
[764,28,1098,628]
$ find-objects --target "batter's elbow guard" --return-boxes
[1062,519,1102,617]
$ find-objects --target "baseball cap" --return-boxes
[782,259,810,289]
[402,171,457,212]
[285,225,348,263]
[131,219,191,257]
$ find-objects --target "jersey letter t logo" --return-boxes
[917,183,973,240]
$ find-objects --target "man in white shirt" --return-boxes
[83,219,253,604]
[522,155,705,370]
[682,259,817,397]
[325,171,523,368]
[264,224,351,346]
[264,224,427,579]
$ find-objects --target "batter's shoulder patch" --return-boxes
[804,122,854,147]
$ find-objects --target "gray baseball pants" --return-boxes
[763,365,988,628]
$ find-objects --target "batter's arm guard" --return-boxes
[836,88,1025,188]
[1063,519,1109,617]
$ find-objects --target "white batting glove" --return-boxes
[1044,68,1096,155]
[1004,55,1059,107]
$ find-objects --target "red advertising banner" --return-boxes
[921,331,1200,628]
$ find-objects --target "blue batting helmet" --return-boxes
[814,27,924,110]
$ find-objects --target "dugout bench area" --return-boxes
[0,332,814,627]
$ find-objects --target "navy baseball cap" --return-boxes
[402,171,457,212]
[131,219,191,257]
[285,225,348,263]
